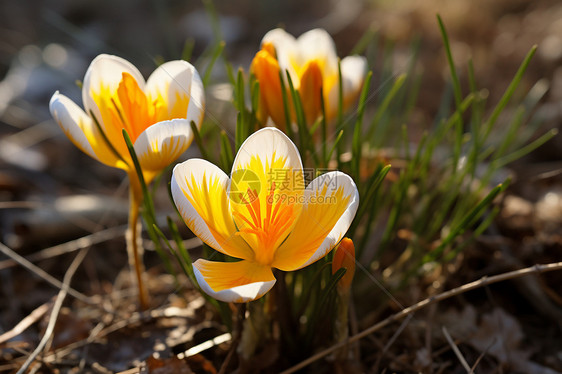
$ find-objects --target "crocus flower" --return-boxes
[49,54,205,190]
[49,54,204,309]
[171,127,359,302]
[250,28,367,128]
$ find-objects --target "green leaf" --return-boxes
[190,120,209,160]
[219,130,234,171]
[202,41,225,87]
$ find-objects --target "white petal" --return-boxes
[50,92,96,159]
[297,28,338,77]
[50,91,124,169]
[326,55,368,119]
[273,171,359,271]
[193,259,276,303]
[299,172,359,268]
[82,54,145,126]
[185,63,205,130]
[145,60,205,126]
[340,55,367,99]
[133,119,193,172]
[231,127,303,176]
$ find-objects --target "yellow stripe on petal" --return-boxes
[171,159,254,261]
[230,160,303,265]
[229,128,305,265]
[272,171,359,271]
[193,259,275,302]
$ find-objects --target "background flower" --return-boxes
[251,28,367,127]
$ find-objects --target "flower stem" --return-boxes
[127,180,149,310]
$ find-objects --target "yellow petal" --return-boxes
[193,259,276,302]
[83,55,163,169]
[49,92,127,170]
[82,54,145,139]
[298,60,323,126]
[250,47,287,129]
[171,158,254,261]
[272,171,359,271]
[229,128,305,265]
[262,28,299,84]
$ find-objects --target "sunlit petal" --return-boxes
[171,158,254,260]
[229,128,305,264]
[298,60,323,126]
[262,28,299,83]
[145,60,205,126]
[341,55,368,110]
[250,47,287,128]
[325,55,367,121]
[232,127,302,174]
[193,259,276,303]
[272,171,359,271]
[49,92,127,170]
[82,54,145,127]
[134,119,193,181]
[297,28,338,77]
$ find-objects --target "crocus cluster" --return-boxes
[251,28,367,128]
[51,28,365,304]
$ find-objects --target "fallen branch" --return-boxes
[0,303,49,345]
[281,261,562,374]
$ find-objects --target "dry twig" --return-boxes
[0,303,49,345]
[0,242,92,305]
[0,226,126,271]
[442,326,472,373]
[16,248,89,374]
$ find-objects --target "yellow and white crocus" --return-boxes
[49,54,205,189]
[171,127,359,302]
[50,54,204,308]
[251,28,367,128]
